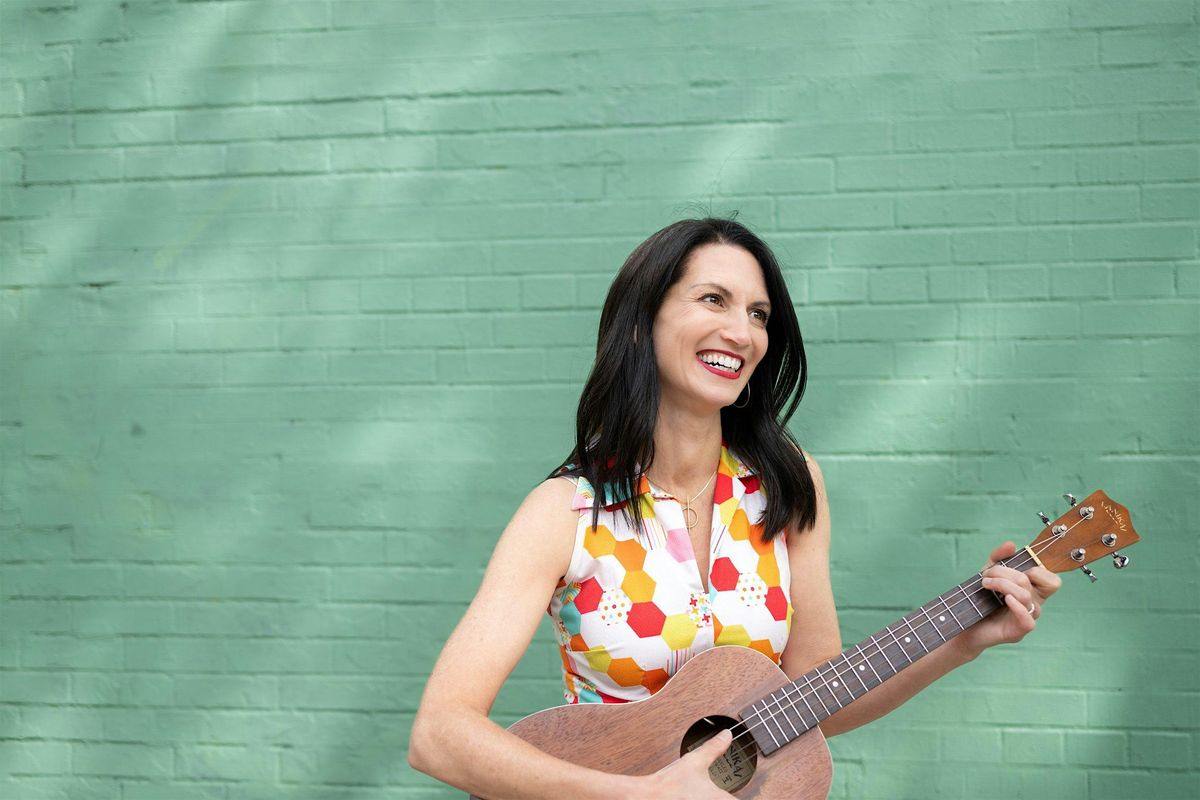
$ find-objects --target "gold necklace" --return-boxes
[651,469,717,530]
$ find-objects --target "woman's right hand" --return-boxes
[639,729,734,798]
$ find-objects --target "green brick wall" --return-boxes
[1,1,1197,798]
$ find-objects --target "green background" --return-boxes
[2,1,1197,798]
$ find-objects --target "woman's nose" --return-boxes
[720,316,752,345]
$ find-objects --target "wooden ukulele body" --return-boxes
[473,646,833,799]
[463,489,1139,798]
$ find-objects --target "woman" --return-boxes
[408,217,1061,798]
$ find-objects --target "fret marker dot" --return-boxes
[939,615,946,622]
[832,681,839,688]
[904,636,911,643]
[858,665,865,671]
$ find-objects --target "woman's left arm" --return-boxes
[777,451,1063,738]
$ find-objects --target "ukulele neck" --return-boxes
[741,548,1040,755]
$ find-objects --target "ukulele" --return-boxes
[474,489,1139,799]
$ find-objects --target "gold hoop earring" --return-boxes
[732,383,750,409]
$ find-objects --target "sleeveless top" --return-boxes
[547,442,796,704]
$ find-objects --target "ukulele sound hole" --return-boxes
[680,715,758,793]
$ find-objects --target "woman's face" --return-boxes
[651,243,771,415]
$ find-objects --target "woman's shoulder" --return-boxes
[496,477,581,576]
[525,474,580,511]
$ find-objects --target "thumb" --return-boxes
[692,729,732,766]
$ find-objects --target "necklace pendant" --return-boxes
[683,505,699,530]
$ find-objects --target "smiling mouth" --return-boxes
[696,351,743,377]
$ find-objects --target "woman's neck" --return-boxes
[648,408,723,491]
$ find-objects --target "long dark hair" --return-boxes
[548,217,816,543]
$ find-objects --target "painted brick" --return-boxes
[1015,111,1138,147]
[988,265,1049,300]
[1073,69,1197,107]
[1069,0,1194,28]
[1087,770,1200,800]
[894,116,1013,152]
[1131,732,1192,770]
[1049,263,1111,299]
[897,190,1016,226]
[306,279,364,312]
[1003,729,1065,765]
[177,744,278,780]
[1037,31,1100,67]
[1076,146,1200,183]
[467,276,522,311]
[1067,730,1128,766]
[5,3,1197,798]
[1140,109,1200,143]
[521,274,575,309]
[1103,29,1200,65]
[952,151,1077,187]
[1112,263,1178,297]
[833,231,950,267]
[930,266,988,300]
[1074,224,1196,260]
[72,743,173,778]
[1143,185,1200,221]
[810,269,867,304]
[1017,186,1139,223]
[25,149,122,182]
[779,194,892,230]
[868,267,928,303]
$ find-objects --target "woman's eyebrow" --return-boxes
[688,282,771,309]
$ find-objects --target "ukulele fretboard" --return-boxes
[741,549,1038,756]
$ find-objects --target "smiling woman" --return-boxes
[406,218,1061,799]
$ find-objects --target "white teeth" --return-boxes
[698,352,742,371]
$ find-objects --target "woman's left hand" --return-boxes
[953,541,1063,660]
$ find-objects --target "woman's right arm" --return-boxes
[407,477,732,800]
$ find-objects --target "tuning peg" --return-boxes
[1080,566,1097,583]
[1063,493,1077,507]
[1038,512,1051,525]
[1112,552,1129,569]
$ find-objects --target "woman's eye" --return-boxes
[752,309,769,322]
[702,294,722,305]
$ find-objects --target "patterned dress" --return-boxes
[547,442,797,704]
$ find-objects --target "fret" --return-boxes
[783,689,812,736]
[817,660,855,707]
[755,700,783,749]
[768,691,802,740]
[937,593,962,630]
[899,613,932,653]
[843,646,871,695]
[918,603,949,648]
[870,633,897,674]
[854,641,885,688]
[836,652,866,702]
[742,554,1042,755]
[888,621,921,664]
[916,604,947,645]
[804,671,836,717]
[788,684,821,728]
[959,578,984,616]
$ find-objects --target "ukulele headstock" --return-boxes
[1026,490,1139,580]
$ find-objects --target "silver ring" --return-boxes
[1027,601,1037,615]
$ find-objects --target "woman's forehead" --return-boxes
[677,245,768,295]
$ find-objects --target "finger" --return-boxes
[1027,566,1063,596]
[1004,593,1037,632]
[695,729,732,766]
[981,575,1033,608]
[982,541,1017,570]
[982,564,1029,583]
